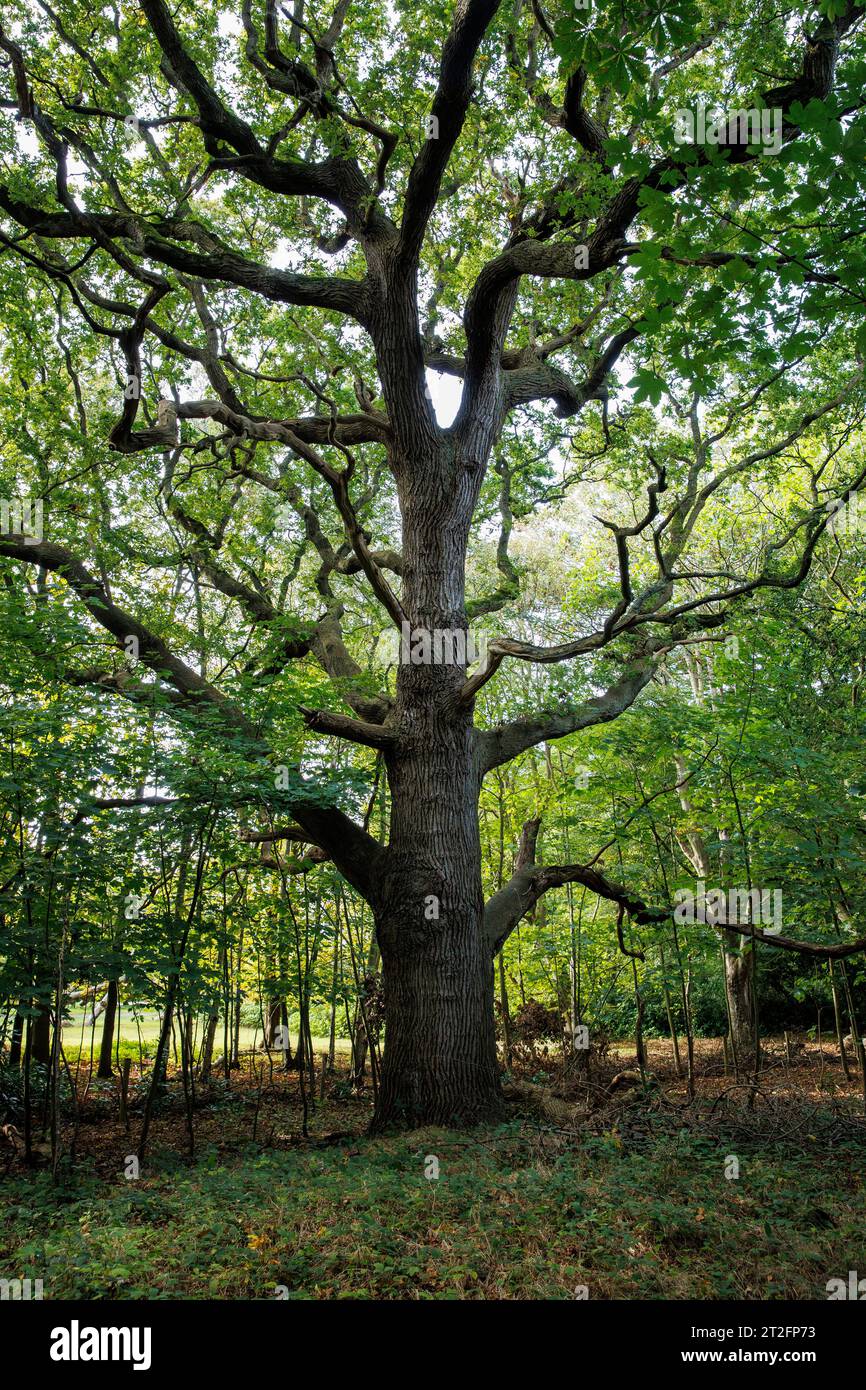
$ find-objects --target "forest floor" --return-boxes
[1,1037,864,1300]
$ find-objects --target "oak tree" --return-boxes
[1,0,865,1124]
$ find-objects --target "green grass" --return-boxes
[61,1009,351,1065]
[1,1123,861,1299]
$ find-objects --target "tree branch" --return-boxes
[485,819,866,960]
[399,0,501,262]
[0,534,388,900]
[0,533,257,734]
[478,652,658,770]
[298,705,398,749]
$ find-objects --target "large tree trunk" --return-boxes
[724,947,758,1071]
[373,818,501,1130]
[374,892,500,1129]
[370,449,502,1130]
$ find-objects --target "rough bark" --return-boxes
[724,948,758,1072]
[371,446,503,1129]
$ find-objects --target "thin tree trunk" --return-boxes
[498,951,512,1070]
[724,947,758,1071]
[838,960,866,1114]
[829,959,851,1080]
[8,1007,24,1067]
[659,943,683,1079]
[327,929,339,1070]
[97,979,119,1079]
[199,1004,218,1082]
[632,955,647,1078]
[231,924,244,1069]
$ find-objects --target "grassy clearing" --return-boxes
[61,1009,351,1066]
